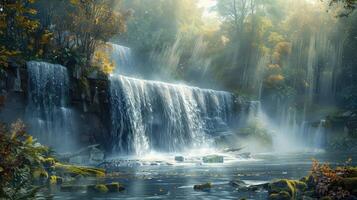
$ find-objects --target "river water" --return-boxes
[46,151,357,200]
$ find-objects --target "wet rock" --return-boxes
[229,180,247,188]
[175,156,184,162]
[194,182,212,191]
[87,184,108,193]
[202,155,224,163]
[105,182,125,192]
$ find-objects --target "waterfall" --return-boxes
[109,43,134,75]
[26,61,77,152]
[108,45,234,155]
[109,75,234,155]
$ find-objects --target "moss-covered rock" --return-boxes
[268,179,307,199]
[105,182,125,192]
[193,182,212,191]
[54,163,105,177]
[269,191,291,200]
[87,184,109,193]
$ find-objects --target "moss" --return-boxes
[95,184,109,193]
[268,179,307,199]
[193,182,212,191]
[54,163,105,177]
[269,191,291,200]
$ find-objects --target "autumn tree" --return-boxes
[0,0,41,68]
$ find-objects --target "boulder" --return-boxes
[87,184,109,193]
[229,180,247,188]
[175,156,184,162]
[193,182,212,191]
[202,155,224,163]
[105,182,125,192]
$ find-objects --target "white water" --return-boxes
[109,74,234,155]
[26,61,77,152]
[108,44,235,155]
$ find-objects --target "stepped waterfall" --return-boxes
[26,61,77,152]
[108,43,235,155]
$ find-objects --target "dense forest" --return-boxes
[1,0,357,199]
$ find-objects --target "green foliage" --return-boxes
[0,120,49,200]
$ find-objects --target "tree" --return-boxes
[329,0,356,17]
[0,0,41,68]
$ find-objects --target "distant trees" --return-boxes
[0,0,128,74]
[328,0,356,16]
[34,0,128,69]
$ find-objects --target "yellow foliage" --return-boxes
[267,74,285,85]
[92,46,115,75]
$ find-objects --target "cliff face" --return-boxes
[0,64,111,152]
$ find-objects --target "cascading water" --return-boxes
[108,45,235,155]
[26,61,77,152]
[109,43,134,75]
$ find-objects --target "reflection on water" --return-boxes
[47,152,357,200]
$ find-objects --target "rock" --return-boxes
[193,182,212,191]
[60,185,87,192]
[105,182,125,192]
[269,191,291,200]
[87,184,109,193]
[175,156,184,162]
[229,180,247,188]
[202,155,224,163]
[268,179,307,199]
[89,147,105,164]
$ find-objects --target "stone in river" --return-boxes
[175,156,184,162]
[193,182,212,191]
[202,155,224,163]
